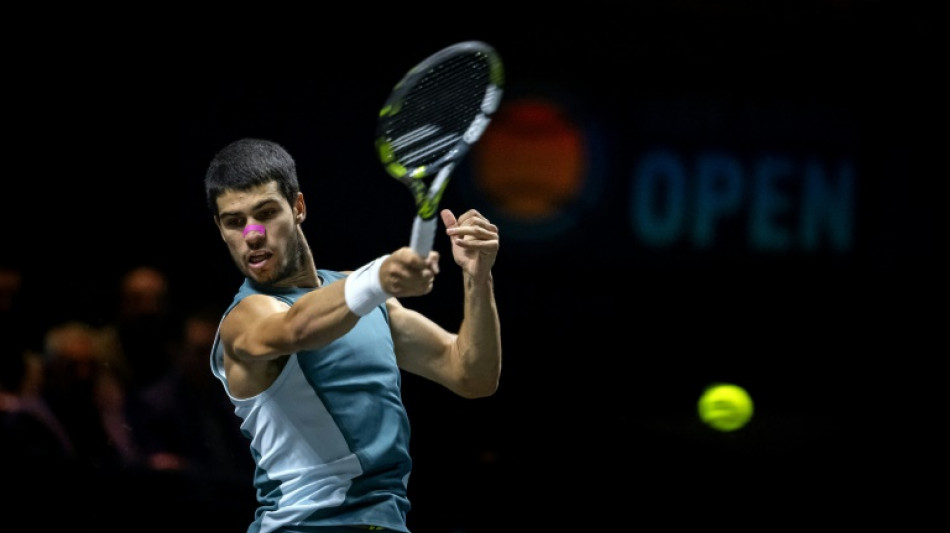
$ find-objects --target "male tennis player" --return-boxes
[204,138,501,533]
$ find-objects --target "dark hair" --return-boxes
[204,138,300,216]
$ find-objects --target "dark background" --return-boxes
[6,2,939,530]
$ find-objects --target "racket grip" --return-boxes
[410,215,438,257]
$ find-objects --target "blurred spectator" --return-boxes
[110,266,179,392]
[41,320,141,471]
[126,305,257,528]
[132,305,253,482]
[2,264,74,459]
[2,266,80,528]
[1,346,76,463]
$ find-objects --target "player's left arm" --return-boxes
[391,208,501,399]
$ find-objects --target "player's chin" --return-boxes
[244,262,274,283]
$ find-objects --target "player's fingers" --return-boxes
[440,209,458,229]
[452,237,498,252]
[425,252,441,275]
[383,265,435,296]
[457,208,485,220]
[455,209,488,227]
[460,215,497,235]
[450,224,497,241]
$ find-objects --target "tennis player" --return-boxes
[203,138,502,532]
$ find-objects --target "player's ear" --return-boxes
[294,192,306,223]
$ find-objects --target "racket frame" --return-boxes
[375,40,504,256]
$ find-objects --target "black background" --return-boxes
[6,3,940,530]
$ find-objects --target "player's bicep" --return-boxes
[221,295,294,361]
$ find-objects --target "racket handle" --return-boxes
[410,215,438,257]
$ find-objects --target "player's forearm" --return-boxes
[455,273,502,398]
[285,255,391,349]
[285,281,361,350]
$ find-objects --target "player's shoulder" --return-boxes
[230,293,291,318]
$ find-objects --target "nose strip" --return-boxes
[243,224,266,238]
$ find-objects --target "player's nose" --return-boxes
[243,224,266,240]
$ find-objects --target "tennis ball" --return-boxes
[697,383,754,432]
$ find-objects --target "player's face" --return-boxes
[214,182,303,285]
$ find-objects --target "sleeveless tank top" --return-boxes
[210,271,411,532]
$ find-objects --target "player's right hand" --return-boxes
[379,247,440,297]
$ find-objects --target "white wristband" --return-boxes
[344,255,391,316]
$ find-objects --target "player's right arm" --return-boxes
[219,249,440,397]
[222,281,357,363]
[222,248,438,364]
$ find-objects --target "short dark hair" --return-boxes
[204,138,300,216]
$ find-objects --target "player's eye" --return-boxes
[223,218,244,229]
[256,209,278,220]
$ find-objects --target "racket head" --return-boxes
[375,40,504,219]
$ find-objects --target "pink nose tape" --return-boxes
[243,224,266,238]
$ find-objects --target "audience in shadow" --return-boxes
[2,263,255,529]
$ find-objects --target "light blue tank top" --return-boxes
[210,270,411,533]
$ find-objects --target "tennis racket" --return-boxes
[375,40,504,257]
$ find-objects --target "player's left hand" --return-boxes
[441,209,498,283]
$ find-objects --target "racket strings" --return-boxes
[395,130,460,168]
[380,52,493,173]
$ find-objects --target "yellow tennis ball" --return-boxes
[698,383,754,432]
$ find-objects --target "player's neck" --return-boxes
[273,263,320,289]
